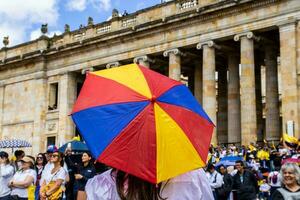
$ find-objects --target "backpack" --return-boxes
[271,172,278,184]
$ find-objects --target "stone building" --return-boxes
[0,0,299,155]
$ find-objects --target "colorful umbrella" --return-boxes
[71,63,214,183]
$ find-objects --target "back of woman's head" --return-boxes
[115,170,166,200]
[0,151,10,164]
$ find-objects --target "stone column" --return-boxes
[297,21,300,139]
[133,55,154,68]
[234,32,258,145]
[0,81,4,140]
[227,53,241,144]
[163,49,183,81]
[217,66,228,144]
[32,67,48,154]
[265,44,280,141]
[255,56,264,143]
[58,72,77,145]
[196,41,219,144]
[194,61,202,104]
[279,21,299,137]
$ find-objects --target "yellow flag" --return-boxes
[283,133,298,144]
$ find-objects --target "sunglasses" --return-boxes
[51,154,59,158]
[37,157,43,160]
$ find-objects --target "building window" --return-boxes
[47,136,56,146]
[48,82,58,110]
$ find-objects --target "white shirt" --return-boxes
[207,170,223,190]
[10,169,36,198]
[85,168,214,200]
[268,171,281,187]
[0,164,14,197]
[259,183,271,192]
[41,162,68,185]
[43,167,66,185]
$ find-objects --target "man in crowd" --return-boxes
[232,160,258,200]
[12,150,24,171]
[207,163,223,200]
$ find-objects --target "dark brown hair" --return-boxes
[114,169,167,200]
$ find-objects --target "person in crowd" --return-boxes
[257,146,270,172]
[268,165,281,197]
[85,167,214,200]
[219,165,233,200]
[40,151,67,200]
[232,160,258,200]
[271,162,300,200]
[74,152,96,200]
[207,163,223,200]
[258,178,271,200]
[9,156,37,200]
[13,150,25,172]
[0,151,14,200]
[34,153,46,200]
[64,148,77,200]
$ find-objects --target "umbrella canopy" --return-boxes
[71,63,214,183]
[0,139,31,148]
[220,156,244,162]
[215,160,236,167]
[59,140,89,153]
[281,158,300,165]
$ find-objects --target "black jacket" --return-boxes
[232,170,258,200]
[75,163,96,191]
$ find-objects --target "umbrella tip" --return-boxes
[150,95,156,103]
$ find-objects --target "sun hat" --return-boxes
[21,156,35,166]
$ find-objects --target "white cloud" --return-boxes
[0,0,59,47]
[66,0,87,12]
[66,0,111,12]
[30,28,62,41]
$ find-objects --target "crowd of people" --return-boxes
[0,141,299,200]
[206,142,300,200]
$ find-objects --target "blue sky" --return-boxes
[0,0,166,48]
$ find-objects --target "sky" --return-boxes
[0,0,170,48]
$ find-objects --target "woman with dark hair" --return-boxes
[34,153,46,200]
[74,152,96,200]
[271,162,300,200]
[8,156,37,200]
[0,151,14,200]
[85,167,214,200]
[40,151,66,200]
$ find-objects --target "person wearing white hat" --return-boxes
[8,156,37,200]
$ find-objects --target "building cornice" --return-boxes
[0,0,283,67]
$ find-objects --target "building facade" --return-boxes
[0,0,299,155]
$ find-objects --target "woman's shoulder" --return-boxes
[85,169,120,200]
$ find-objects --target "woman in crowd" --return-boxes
[40,151,66,200]
[9,156,37,200]
[74,152,96,200]
[0,151,14,200]
[35,153,46,200]
[85,167,214,200]
[271,162,300,200]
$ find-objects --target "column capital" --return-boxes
[106,61,120,69]
[196,40,220,50]
[163,48,184,57]
[81,67,94,74]
[133,55,154,64]
[0,80,5,87]
[234,32,260,42]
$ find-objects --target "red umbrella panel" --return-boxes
[71,63,214,183]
